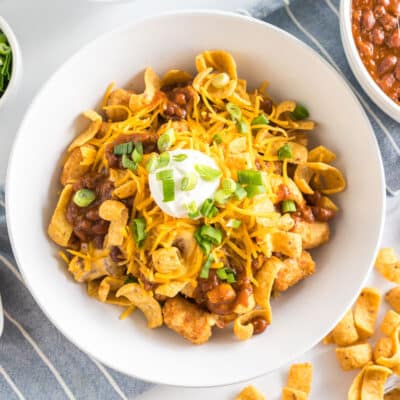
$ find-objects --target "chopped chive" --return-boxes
[237,120,248,134]
[200,199,215,217]
[221,178,237,194]
[181,173,198,191]
[227,219,241,228]
[157,128,175,151]
[199,254,214,279]
[146,155,158,173]
[214,189,230,205]
[237,170,263,185]
[157,152,170,168]
[200,225,223,245]
[277,144,293,160]
[195,164,221,182]
[131,147,143,164]
[213,134,222,144]
[114,141,133,155]
[281,200,297,213]
[226,272,236,283]
[194,229,212,255]
[122,154,137,171]
[130,218,146,245]
[216,268,228,280]
[162,179,175,202]
[226,102,242,121]
[292,104,309,120]
[135,142,143,155]
[173,154,188,162]
[233,185,247,201]
[156,169,174,181]
[251,114,269,126]
[73,189,96,207]
[245,184,266,198]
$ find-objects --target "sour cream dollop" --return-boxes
[149,149,221,218]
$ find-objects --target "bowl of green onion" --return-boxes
[0,16,22,108]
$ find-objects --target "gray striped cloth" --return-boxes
[0,0,397,399]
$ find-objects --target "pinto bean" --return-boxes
[387,30,400,48]
[361,10,376,31]
[395,62,400,80]
[357,40,374,57]
[311,206,336,222]
[379,14,398,31]
[251,317,269,335]
[378,55,398,76]
[372,27,385,45]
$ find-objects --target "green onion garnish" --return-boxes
[213,134,222,144]
[146,155,158,173]
[245,184,266,198]
[227,219,242,228]
[226,102,242,121]
[173,154,188,162]
[0,32,12,97]
[157,128,175,151]
[216,267,236,283]
[73,189,96,207]
[237,120,248,134]
[131,218,146,245]
[135,142,143,155]
[251,114,269,126]
[194,164,222,182]
[200,199,215,217]
[226,272,236,283]
[199,254,214,279]
[216,268,228,280]
[156,169,174,181]
[181,173,198,191]
[277,144,293,160]
[186,201,200,219]
[131,147,143,164]
[200,225,223,245]
[221,178,237,194]
[214,189,230,205]
[158,152,170,168]
[114,141,133,155]
[162,179,175,202]
[233,185,247,201]
[237,170,263,185]
[194,229,212,255]
[292,104,309,120]
[281,199,297,213]
[0,34,7,44]
[122,154,137,171]
[0,43,10,55]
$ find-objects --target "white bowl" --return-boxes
[0,16,22,109]
[6,10,385,387]
[340,0,400,122]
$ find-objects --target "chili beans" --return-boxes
[352,0,400,103]
[162,86,195,120]
[251,317,269,335]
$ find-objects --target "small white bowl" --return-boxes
[0,16,22,109]
[340,0,400,122]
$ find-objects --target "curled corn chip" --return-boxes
[99,200,127,221]
[376,325,400,368]
[192,67,213,92]
[374,337,394,363]
[98,276,126,302]
[61,145,96,185]
[233,309,269,341]
[319,195,339,212]
[99,200,129,247]
[160,69,192,88]
[264,231,302,259]
[386,287,400,313]
[235,385,265,400]
[68,110,102,152]
[308,145,336,163]
[48,184,74,246]
[353,287,382,339]
[264,141,308,164]
[155,281,189,298]
[87,279,132,306]
[381,310,400,336]
[331,309,359,346]
[195,50,238,80]
[113,180,137,199]
[294,164,314,195]
[335,343,372,371]
[227,79,251,107]
[129,67,161,112]
[287,363,313,395]
[375,248,400,283]
[116,283,163,328]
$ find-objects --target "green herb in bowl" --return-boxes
[0,31,12,97]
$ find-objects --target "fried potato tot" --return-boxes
[335,343,372,371]
[163,296,215,344]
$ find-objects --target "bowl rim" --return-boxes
[5,9,386,386]
[340,0,400,122]
[0,16,22,109]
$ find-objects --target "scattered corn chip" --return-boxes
[381,310,400,336]
[353,287,381,339]
[331,309,359,346]
[386,287,400,313]
[335,343,372,371]
[235,385,266,400]
[375,248,400,283]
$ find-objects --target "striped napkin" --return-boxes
[0,0,397,399]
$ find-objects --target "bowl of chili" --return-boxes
[0,16,22,110]
[341,0,400,122]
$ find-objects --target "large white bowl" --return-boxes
[340,0,400,122]
[6,10,385,387]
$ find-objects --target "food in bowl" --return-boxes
[0,30,12,97]
[47,50,346,344]
[351,0,400,104]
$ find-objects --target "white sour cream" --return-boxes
[148,149,220,218]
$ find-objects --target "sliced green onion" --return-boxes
[277,144,293,160]
[200,225,223,245]
[73,189,96,207]
[0,34,7,44]
[135,141,143,155]
[200,199,215,217]
[214,189,230,205]
[227,219,242,228]
[237,120,248,134]
[213,134,222,144]
[195,164,222,182]
[131,147,143,164]
[0,43,10,55]
[251,114,269,126]
[199,254,214,279]
[292,104,309,120]
[173,154,188,162]
[146,155,158,173]
[131,218,146,245]
[157,128,175,151]
[216,268,228,280]
[122,154,137,171]
[281,200,297,213]
[186,201,200,219]
[157,152,170,168]
[114,141,133,155]
[245,184,266,198]
[226,102,242,121]
[209,206,219,218]
[194,229,212,255]
[181,173,198,191]
[221,178,237,194]
[234,185,247,201]
[162,179,175,202]
[237,170,263,185]
[124,275,138,284]
[211,72,230,88]
[156,169,174,181]
[226,272,236,283]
